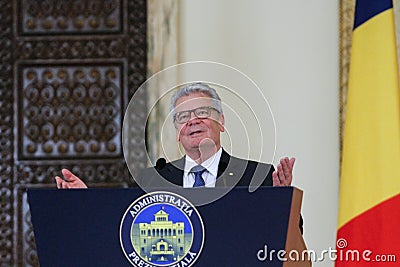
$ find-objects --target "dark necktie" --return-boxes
[191,165,206,187]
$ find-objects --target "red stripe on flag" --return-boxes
[335,194,400,266]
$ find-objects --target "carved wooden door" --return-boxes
[0,1,147,266]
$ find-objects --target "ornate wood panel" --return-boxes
[0,1,147,266]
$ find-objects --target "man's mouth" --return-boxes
[190,130,203,136]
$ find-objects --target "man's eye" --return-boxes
[178,113,189,121]
[197,110,208,116]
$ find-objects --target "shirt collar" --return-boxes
[184,147,222,177]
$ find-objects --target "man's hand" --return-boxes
[272,157,295,186]
[55,169,88,189]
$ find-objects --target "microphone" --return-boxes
[155,158,166,170]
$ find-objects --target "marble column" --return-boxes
[147,0,180,164]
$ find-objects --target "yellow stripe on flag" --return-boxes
[338,8,400,228]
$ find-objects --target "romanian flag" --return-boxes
[336,0,400,266]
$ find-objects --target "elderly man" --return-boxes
[56,83,295,189]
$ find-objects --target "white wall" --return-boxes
[178,1,340,266]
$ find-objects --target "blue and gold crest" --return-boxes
[120,191,204,267]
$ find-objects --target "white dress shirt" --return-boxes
[183,148,222,188]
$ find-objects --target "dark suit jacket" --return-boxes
[143,149,274,187]
[138,149,303,233]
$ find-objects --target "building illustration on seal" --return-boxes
[131,207,193,263]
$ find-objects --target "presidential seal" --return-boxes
[120,191,204,267]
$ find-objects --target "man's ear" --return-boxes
[219,114,225,132]
[176,124,182,141]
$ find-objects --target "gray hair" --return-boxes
[170,82,223,114]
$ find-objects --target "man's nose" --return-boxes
[187,111,200,124]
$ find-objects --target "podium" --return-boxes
[28,187,310,267]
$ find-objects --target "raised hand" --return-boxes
[272,157,295,186]
[55,169,88,189]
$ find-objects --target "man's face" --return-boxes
[174,92,225,153]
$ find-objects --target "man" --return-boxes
[55,82,295,189]
[56,82,303,232]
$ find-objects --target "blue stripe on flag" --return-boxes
[354,0,392,29]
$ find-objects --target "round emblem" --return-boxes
[120,191,204,266]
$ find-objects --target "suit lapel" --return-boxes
[160,150,237,187]
[161,157,185,186]
[217,149,231,177]
[216,150,251,187]
[216,150,242,187]
[165,150,231,186]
